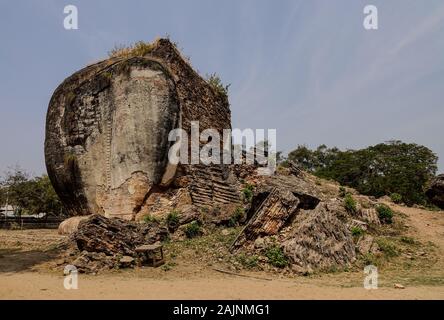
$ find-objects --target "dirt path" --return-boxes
[384,202,444,250]
[1,271,443,300]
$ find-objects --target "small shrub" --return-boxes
[228,207,245,227]
[351,226,364,237]
[390,193,403,204]
[166,210,180,230]
[185,221,202,238]
[344,194,357,213]
[242,184,254,203]
[376,204,394,224]
[265,245,289,268]
[339,186,347,197]
[206,73,230,98]
[143,215,159,223]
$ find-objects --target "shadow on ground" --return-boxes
[0,248,58,273]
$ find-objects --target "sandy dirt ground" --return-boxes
[1,272,443,300]
[0,203,443,300]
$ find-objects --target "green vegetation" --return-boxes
[0,167,65,217]
[108,41,155,58]
[288,141,437,206]
[166,210,180,230]
[161,261,177,271]
[228,207,245,227]
[376,204,394,224]
[143,215,159,223]
[265,245,289,268]
[390,193,403,204]
[376,238,400,257]
[339,186,347,197]
[351,226,364,237]
[241,184,254,203]
[400,236,416,245]
[185,221,202,239]
[206,73,230,98]
[344,194,357,213]
[236,253,259,269]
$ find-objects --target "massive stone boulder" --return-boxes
[45,39,232,219]
[426,174,444,209]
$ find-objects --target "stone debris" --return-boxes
[74,215,168,256]
[58,215,90,235]
[394,283,405,289]
[357,208,381,226]
[68,214,168,272]
[348,219,369,232]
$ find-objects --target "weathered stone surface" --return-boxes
[188,164,241,208]
[357,234,379,255]
[257,175,321,209]
[45,39,232,219]
[357,208,381,225]
[426,174,444,209]
[46,58,179,219]
[282,201,356,273]
[73,215,168,256]
[242,188,300,240]
[58,215,90,235]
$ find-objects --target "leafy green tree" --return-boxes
[0,167,65,216]
[288,141,438,205]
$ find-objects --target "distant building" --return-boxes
[0,205,15,217]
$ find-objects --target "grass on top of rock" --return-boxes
[108,41,155,58]
[205,73,230,98]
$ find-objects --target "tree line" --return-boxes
[284,140,438,206]
[0,167,66,217]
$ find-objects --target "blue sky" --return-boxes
[0,0,443,175]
